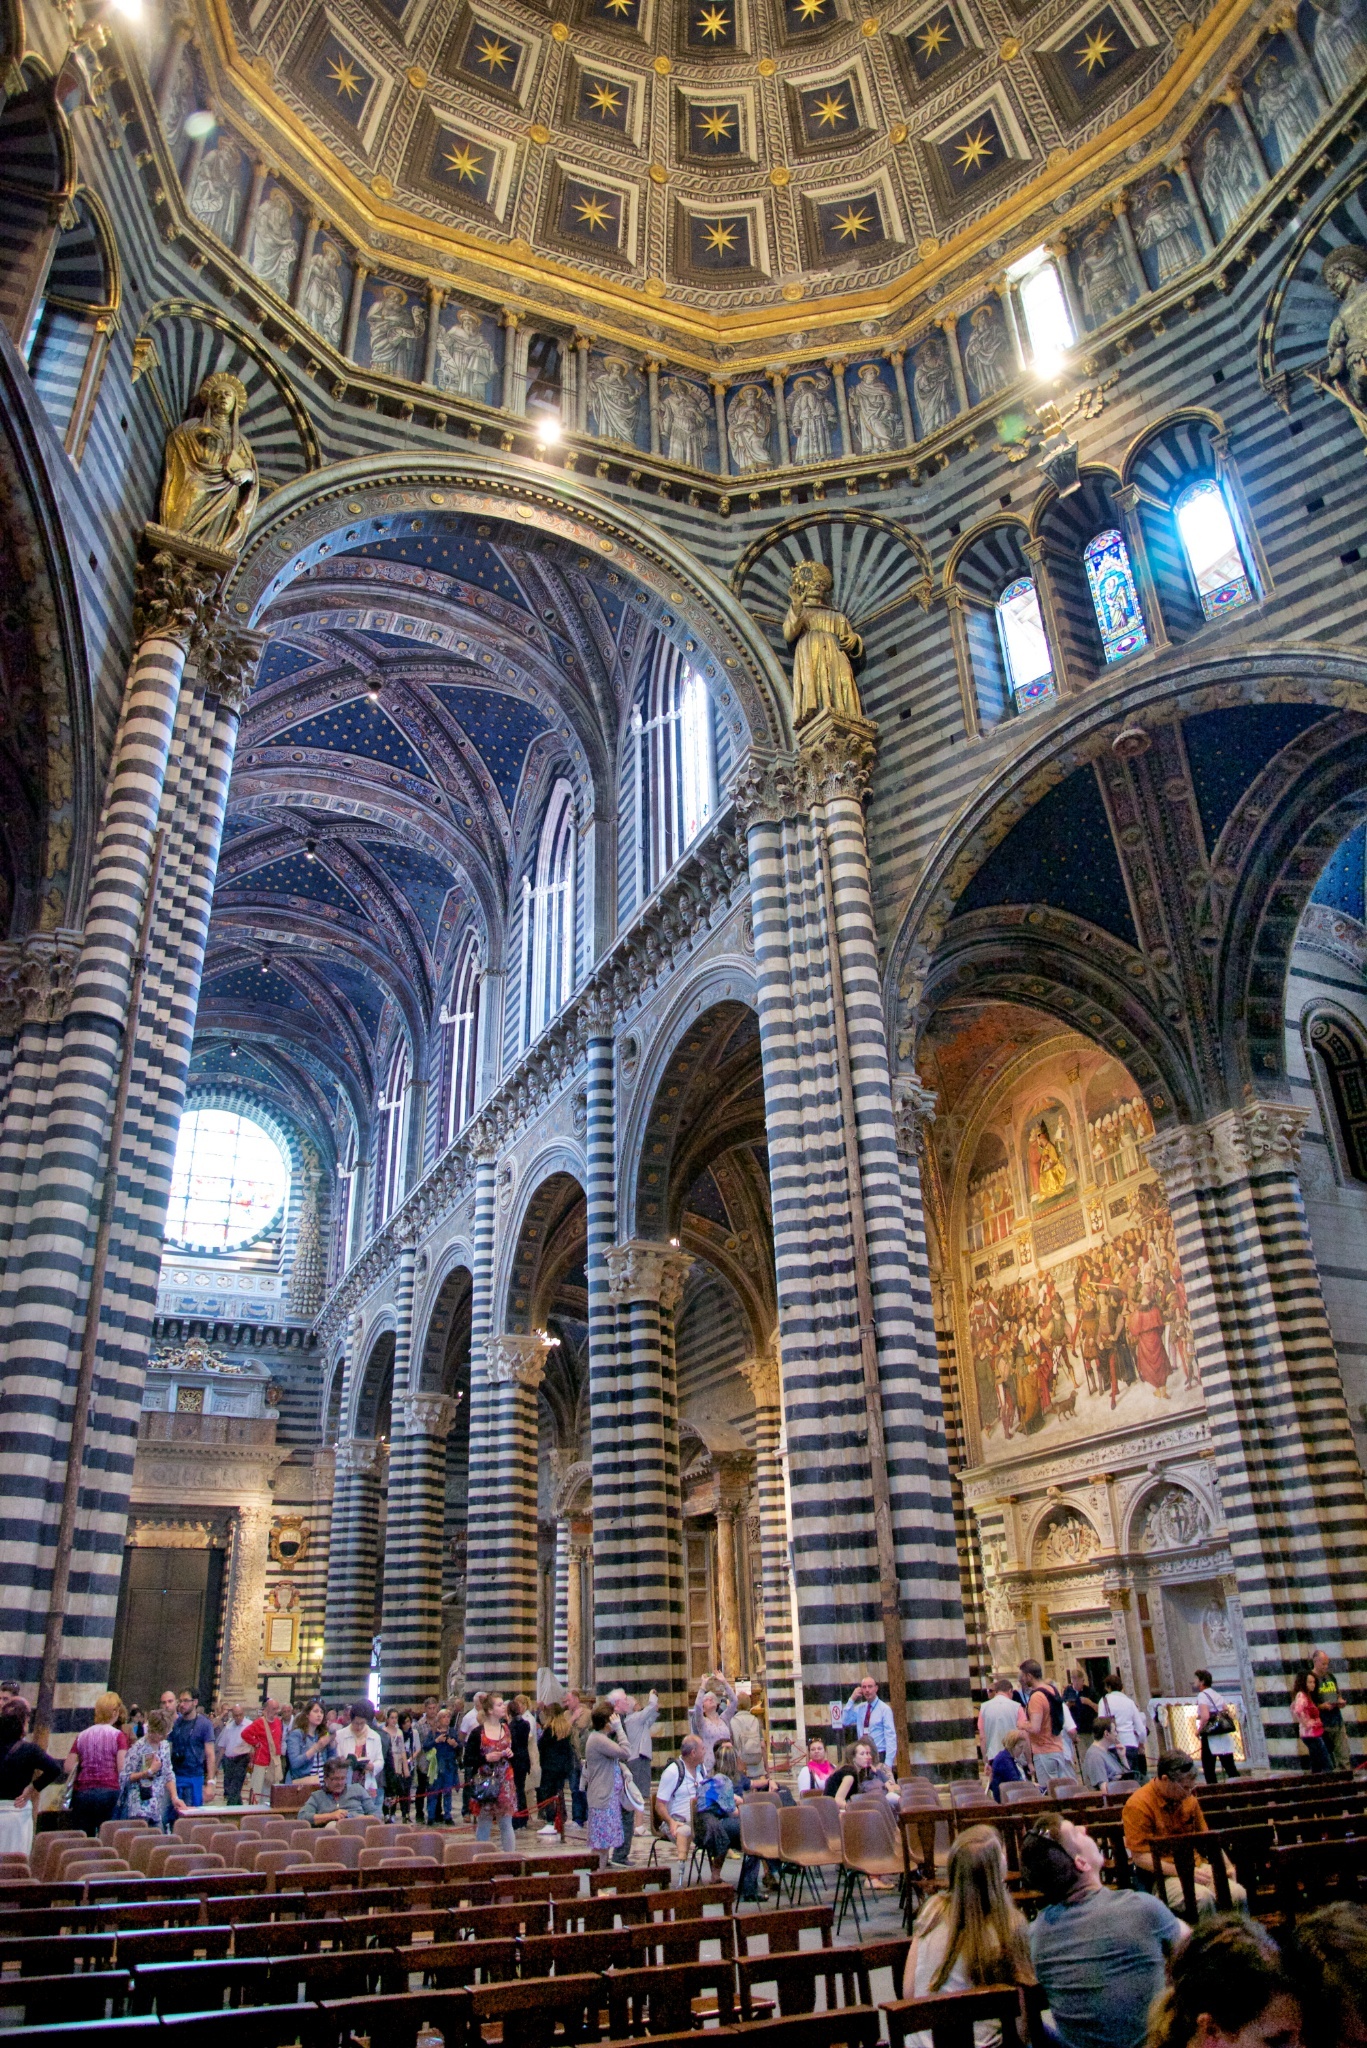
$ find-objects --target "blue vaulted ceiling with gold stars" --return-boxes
[197,512,649,1147]
[164,0,1256,349]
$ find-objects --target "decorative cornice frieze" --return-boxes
[312,808,747,1342]
[133,525,234,652]
[486,1331,555,1391]
[197,626,265,715]
[397,1391,461,1438]
[606,1239,694,1310]
[1144,1098,1311,1199]
[333,1435,385,1478]
[1297,901,1367,972]
[891,1073,937,1158]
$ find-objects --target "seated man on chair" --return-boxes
[1121,1750,1245,1914]
[299,1756,381,1825]
[654,1735,704,1868]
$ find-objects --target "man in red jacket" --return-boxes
[239,1698,285,1806]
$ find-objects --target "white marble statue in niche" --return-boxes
[249,188,299,300]
[848,364,900,453]
[660,378,711,467]
[188,135,244,245]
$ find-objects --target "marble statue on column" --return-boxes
[157,372,259,556]
[1315,244,1367,438]
[783,561,864,725]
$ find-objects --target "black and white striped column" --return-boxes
[552,1517,571,1683]
[0,533,231,1706]
[383,1392,461,1703]
[484,1331,553,1697]
[1148,1104,1367,1763]
[735,715,974,1769]
[320,1435,385,1702]
[739,1344,797,1754]
[600,1240,692,1742]
[462,1140,501,1693]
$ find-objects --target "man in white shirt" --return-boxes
[334,1701,386,1799]
[979,1675,1027,1763]
[841,1676,898,1768]
[1104,1675,1150,1781]
[655,1734,704,1865]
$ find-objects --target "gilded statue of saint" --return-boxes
[782,560,864,725]
[1323,244,1367,424]
[157,372,259,556]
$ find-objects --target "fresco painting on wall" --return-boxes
[962,1046,1201,1465]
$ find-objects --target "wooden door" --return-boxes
[685,1526,716,1685]
[109,1546,224,1708]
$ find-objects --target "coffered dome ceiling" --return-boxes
[167,0,1259,351]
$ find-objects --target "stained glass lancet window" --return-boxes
[1174,478,1253,620]
[166,1108,289,1252]
[1083,528,1149,662]
[996,576,1056,712]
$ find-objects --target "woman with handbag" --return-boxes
[466,1693,518,1852]
[1193,1667,1238,1784]
[581,1698,631,1871]
[64,1693,129,1834]
[116,1708,188,1832]
[240,1698,285,1805]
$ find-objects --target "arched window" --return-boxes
[522,779,577,1044]
[1308,1011,1367,1183]
[377,1040,410,1223]
[166,1107,290,1253]
[1174,478,1253,621]
[996,577,1056,711]
[1083,529,1149,663]
[444,932,482,1144]
[24,192,117,461]
[633,642,716,896]
[1008,248,1075,373]
[335,1121,358,1273]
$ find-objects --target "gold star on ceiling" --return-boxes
[917,17,952,55]
[444,141,485,182]
[696,5,730,35]
[954,123,993,171]
[573,191,614,232]
[1074,23,1116,70]
[701,217,738,253]
[794,0,827,18]
[697,105,736,141]
[326,52,363,98]
[587,80,623,116]
[603,0,634,11]
[811,90,849,127]
[832,203,873,239]
[474,33,513,73]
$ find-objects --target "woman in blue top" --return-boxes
[286,1700,333,1782]
[697,1741,766,1900]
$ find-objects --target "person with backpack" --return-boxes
[655,1735,704,1869]
[1018,1658,1071,1787]
[695,1740,765,1898]
[1193,1667,1238,1783]
[465,1693,517,1851]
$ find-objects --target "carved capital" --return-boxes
[731,746,801,829]
[1146,1100,1311,1197]
[795,709,879,807]
[398,1391,461,1438]
[892,1073,937,1156]
[0,930,83,1036]
[133,525,234,651]
[197,626,265,715]
[486,1330,555,1391]
[739,1349,781,1411]
[606,1238,694,1309]
[334,1435,384,1479]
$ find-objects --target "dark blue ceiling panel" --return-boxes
[429,684,550,808]
[685,1165,730,1228]
[231,852,363,915]
[191,1044,279,1087]
[361,839,458,944]
[1311,821,1367,923]
[1181,704,1328,857]
[348,534,527,606]
[205,964,318,1014]
[259,638,319,688]
[269,699,431,778]
[957,766,1138,948]
[317,960,386,1039]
